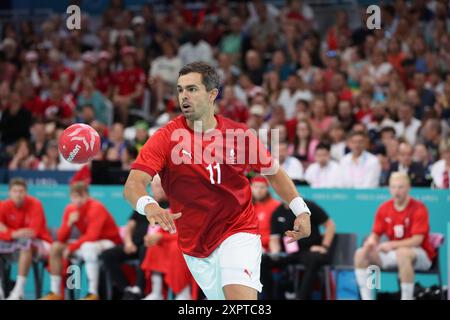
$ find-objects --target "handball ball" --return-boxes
[59,123,101,163]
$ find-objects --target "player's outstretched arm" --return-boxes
[124,170,181,234]
[265,167,311,242]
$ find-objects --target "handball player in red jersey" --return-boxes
[124,62,311,300]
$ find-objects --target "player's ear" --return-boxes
[209,88,219,103]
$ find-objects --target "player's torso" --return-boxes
[383,202,420,240]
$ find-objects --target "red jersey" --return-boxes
[113,67,146,96]
[254,198,281,251]
[0,196,52,243]
[131,115,274,258]
[96,73,114,95]
[57,198,122,252]
[373,198,436,260]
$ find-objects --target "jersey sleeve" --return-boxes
[0,203,14,241]
[130,127,170,177]
[410,203,430,236]
[372,206,386,236]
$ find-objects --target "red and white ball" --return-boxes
[59,123,101,163]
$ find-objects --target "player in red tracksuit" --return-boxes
[0,178,52,300]
[40,182,121,300]
[124,62,312,300]
[140,175,194,300]
[354,172,436,300]
[251,176,281,252]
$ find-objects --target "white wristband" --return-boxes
[136,195,158,216]
[289,197,311,217]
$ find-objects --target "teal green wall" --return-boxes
[1,185,448,299]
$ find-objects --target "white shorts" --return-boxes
[379,247,432,271]
[32,240,51,259]
[183,232,262,300]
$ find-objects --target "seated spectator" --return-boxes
[112,46,145,125]
[413,143,433,176]
[141,175,193,300]
[251,176,280,252]
[387,142,431,187]
[0,178,53,300]
[339,131,381,188]
[29,121,49,160]
[304,143,340,188]
[394,103,421,146]
[420,118,442,163]
[8,139,39,170]
[148,39,182,114]
[260,199,335,300]
[37,140,60,170]
[103,123,127,162]
[218,85,249,124]
[178,30,215,66]
[278,140,303,183]
[77,77,109,125]
[277,73,313,120]
[430,144,450,189]
[292,120,319,165]
[309,98,333,139]
[354,172,436,300]
[0,91,32,147]
[78,104,96,125]
[329,122,347,161]
[335,100,356,133]
[132,121,149,153]
[40,182,122,300]
[41,81,75,125]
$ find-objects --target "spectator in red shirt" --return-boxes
[0,178,52,300]
[251,176,280,252]
[354,172,436,300]
[218,85,249,124]
[112,46,146,125]
[40,182,121,300]
[95,51,114,98]
[41,81,74,124]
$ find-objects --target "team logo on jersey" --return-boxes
[181,149,192,159]
[228,148,236,164]
[393,224,404,239]
[244,269,252,278]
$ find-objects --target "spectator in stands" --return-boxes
[95,51,114,98]
[132,120,149,153]
[420,118,442,163]
[112,46,146,125]
[413,72,436,119]
[260,199,335,299]
[0,178,53,300]
[104,122,127,162]
[178,30,214,66]
[29,121,49,160]
[335,100,356,133]
[304,142,340,188]
[309,98,333,139]
[243,49,265,87]
[8,139,39,170]
[218,85,249,124]
[77,76,109,125]
[387,142,431,187]
[430,144,450,189]
[292,119,318,165]
[37,140,60,170]
[278,140,303,184]
[394,103,421,146]
[339,131,381,188]
[148,39,182,115]
[40,182,122,300]
[0,91,32,147]
[251,176,280,253]
[354,172,436,300]
[329,122,347,161]
[141,175,193,300]
[277,73,313,120]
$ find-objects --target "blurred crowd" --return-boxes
[0,0,449,188]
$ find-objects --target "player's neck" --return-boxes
[186,114,217,132]
[394,196,410,211]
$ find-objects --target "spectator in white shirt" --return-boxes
[430,144,450,189]
[394,103,421,145]
[178,31,215,66]
[277,73,313,120]
[278,140,303,183]
[329,122,347,161]
[339,131,381,188]
[305,142,341,188]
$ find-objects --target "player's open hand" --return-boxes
[145,203,182,234]
[285,213,311,243]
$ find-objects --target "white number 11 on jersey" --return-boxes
[206,163,221,184]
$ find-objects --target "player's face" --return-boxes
[9,185,27,207]
[70,192,89,208]
[389,178,410,202]
[251,182,269,202]
[177,72,216,122]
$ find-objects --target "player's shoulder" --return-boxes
[218,115,248,131]
[378,199,394,213]
[409,197,428,212]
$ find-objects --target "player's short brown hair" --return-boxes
[179,61,220,91]
[9,178,27,190]
[70,182,89,196]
